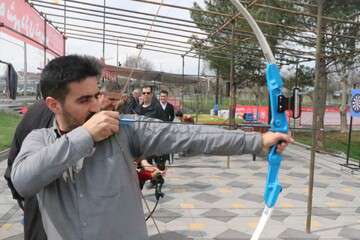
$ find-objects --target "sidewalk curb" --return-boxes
[0,148,9,162]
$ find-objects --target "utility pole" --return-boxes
[23,42,27,95]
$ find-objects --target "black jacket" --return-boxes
[4,101,53,240]
[162,102,175,122]
[137,98,167,121]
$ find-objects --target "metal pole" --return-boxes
[293,61,299,129]
[116,39,119,66]
[181,55,185,110]
[102,0,106,60]
[346,116,353,166]
[64,0,67,55]
[215,67,219,116]
[23,42,27,96]
[43,14,47,66]
[196,50,201,123]
[307,0,325,233]
[64,0,67,34]
[229,21,236,128]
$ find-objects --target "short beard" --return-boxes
[61,108,95,131]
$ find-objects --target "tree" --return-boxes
[292,0,359,146]
[123,55,154,71]
[189,0,298,85]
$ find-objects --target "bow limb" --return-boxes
[229,1,289,239]
[229,0,276,64]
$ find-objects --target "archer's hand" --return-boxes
[262,132,294,154]
[83,111,119,142]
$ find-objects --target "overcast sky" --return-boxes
[0,0,208,75]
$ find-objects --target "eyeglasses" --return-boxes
[142,92,151,95]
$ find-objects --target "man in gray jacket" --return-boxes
[11,55,293,240]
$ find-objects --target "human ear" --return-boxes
[45,96,62,114]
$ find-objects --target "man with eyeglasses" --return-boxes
[137,86,166,121]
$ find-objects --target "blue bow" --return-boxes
[264,64,288,208]
[229,1,289,239]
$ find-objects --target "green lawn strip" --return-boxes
[0,112,21,151]
[294,131,360,161]
[194,114,244,124]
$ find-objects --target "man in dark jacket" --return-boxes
[137,86,167,121]
[5,101,53,240]
[159,90,175,122]
[137,86,167,170]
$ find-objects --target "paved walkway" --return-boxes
[0,144,359,239]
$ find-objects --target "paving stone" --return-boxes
[284,193,307,202]
[193,193,221,203]
[152,209,183,223]
[340,181,360,188]
[253,172,267,177]
[216,172,239,179]
[215,229,251,240]
[146,194,175,204]
[239,193,263,203]
[201,209,237,222]
[255,209,291,222]
[287,172,308,178]
[226,181,252,189]
[304,181,329,188]
[3,234,24,240]
[338,227,360,240]
[312,207,341,220]
[327,192,355,202]
[319,171,341,178]
[182,171,202,178]
[242,165,262,171]
[278,228,319,239]
[149,231,192,240]
[184,181,212,190]
[0,204,20,227]
[355,207,360,213]
[281,182,292,189]
[280,165,293,170]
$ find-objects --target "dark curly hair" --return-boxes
[40,55,103,102]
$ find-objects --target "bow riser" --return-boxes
[264,64,289,208]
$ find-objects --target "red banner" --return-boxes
[236,105,293,123]
[0,0,64,56]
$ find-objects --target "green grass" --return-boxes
[294,131,360,161]
[194,114,244,124]
[0,112,21,151]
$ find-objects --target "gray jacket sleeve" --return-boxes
[126,116,263,158]
[11,127,94,198]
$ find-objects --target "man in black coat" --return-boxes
[137,86,167,121]
[136,86,168,170]
[159,90,175,122]
[5,101,53,240]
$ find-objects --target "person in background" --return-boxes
[98,81,163,189]
[5,101,52,240]
[98,81,123,111]
[137,86,166,121]
[123,88,141,114]
[159,90,175,122]
[174,110,184,123]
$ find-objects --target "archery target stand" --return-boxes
[340,83,360,174]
